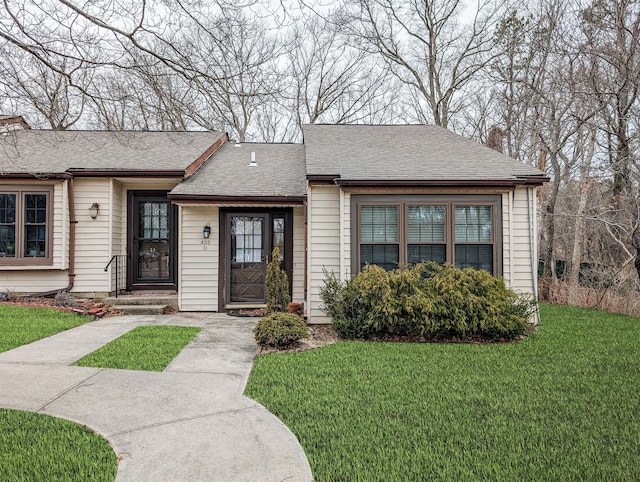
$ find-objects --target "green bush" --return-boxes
[320,263,535,341]
[265,247,291,314]
[419,263,535,339]
[254,312,309,348]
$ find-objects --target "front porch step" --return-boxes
[109,304,169,316]
[103,295,178,309]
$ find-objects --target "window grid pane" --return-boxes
[24,194,47,257]
[360,244,399,271]
[232,217,263,263]
[141,202,169,239]
[455,244,493,272]
[408,205,445,242]
[407,244,446,265]
[360,206,398,242]
[455,206,492,242]
[273,217,285,261]
[0,194,16,257]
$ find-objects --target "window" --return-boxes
[0,186,52,265]
[353,195,501,274]
[359,206,399,271]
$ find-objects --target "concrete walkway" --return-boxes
[0,313,313,481]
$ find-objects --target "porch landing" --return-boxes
[103,291,178,315]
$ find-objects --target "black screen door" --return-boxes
[130,193,176,288]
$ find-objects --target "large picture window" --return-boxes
[353,195,501,274]
[0,186,52,265]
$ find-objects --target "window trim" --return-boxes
[0,185,54,266]
[351,194,502,275]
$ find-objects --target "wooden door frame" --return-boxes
[127,190,178,290]
[218,208,293,311]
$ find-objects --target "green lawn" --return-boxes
[74,325,201,371]
[0,305,89,353]
[245,304,640,481]
[0,408,117,481]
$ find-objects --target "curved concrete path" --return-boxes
[0,313,312,481]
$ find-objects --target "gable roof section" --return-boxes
[169,143,306,203]
[0,130,226,177]
[303,124,547,186]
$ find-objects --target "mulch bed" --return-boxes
[257,324,341,355]
[0,297,125,318]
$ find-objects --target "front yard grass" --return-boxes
[0,305,89,353]
[0,408,117,481]
[74,325,201,371]
[245,304,640,481]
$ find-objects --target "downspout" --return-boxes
[27,176,76,297]
[339,187,345,282]
[304,183,310,319]
[508,191,514,286]
[526,186,540,323]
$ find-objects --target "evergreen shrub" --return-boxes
[320,263,535,341]
[254,312,309,348]
[265,247,290,314]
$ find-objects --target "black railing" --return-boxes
[104,254,127,298]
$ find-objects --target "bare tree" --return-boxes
[0,38,87,129]
[580,0,640,278]
[286,15,393,136]
[338,0,506,129]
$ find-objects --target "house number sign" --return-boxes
[201,240,211,250]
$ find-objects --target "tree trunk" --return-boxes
[567,182,590,305]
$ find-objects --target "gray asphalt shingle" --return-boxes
[0,130,225,174]
[170,143,306,197]
[303,124,544,181]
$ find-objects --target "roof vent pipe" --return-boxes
[249,151,257,167]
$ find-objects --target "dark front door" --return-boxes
[129,192,177,289]
[229,215,268,303]
[221,209,292,309]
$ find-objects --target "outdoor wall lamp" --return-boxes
[89,202,100,220]
[203,225,211,239]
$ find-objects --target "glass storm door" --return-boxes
[229,215,267,303]
[131,195,176,287]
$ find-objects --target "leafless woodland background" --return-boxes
[1,0,639,315]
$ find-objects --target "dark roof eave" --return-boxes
[307,174,339,185]
[0,172,72,180]
[168,194,306,205]
[333,177,549,187]
[66,169,185,178]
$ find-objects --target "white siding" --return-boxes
[109,180,124,291]
[307,185,341,323]
[292,206,305,303]
[71,178,112,294]
[510,186,536,295]
[502,191,512,287]
[0,270,69,291]
[179,206,219,311]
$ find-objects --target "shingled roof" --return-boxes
[0,130,225,176]
[303,124,547,185]
[169,143,306,201]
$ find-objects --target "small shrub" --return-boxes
[320,263,535,341]
[54,290,77,308]
[265,247,290,314]
[254,312,309,348]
